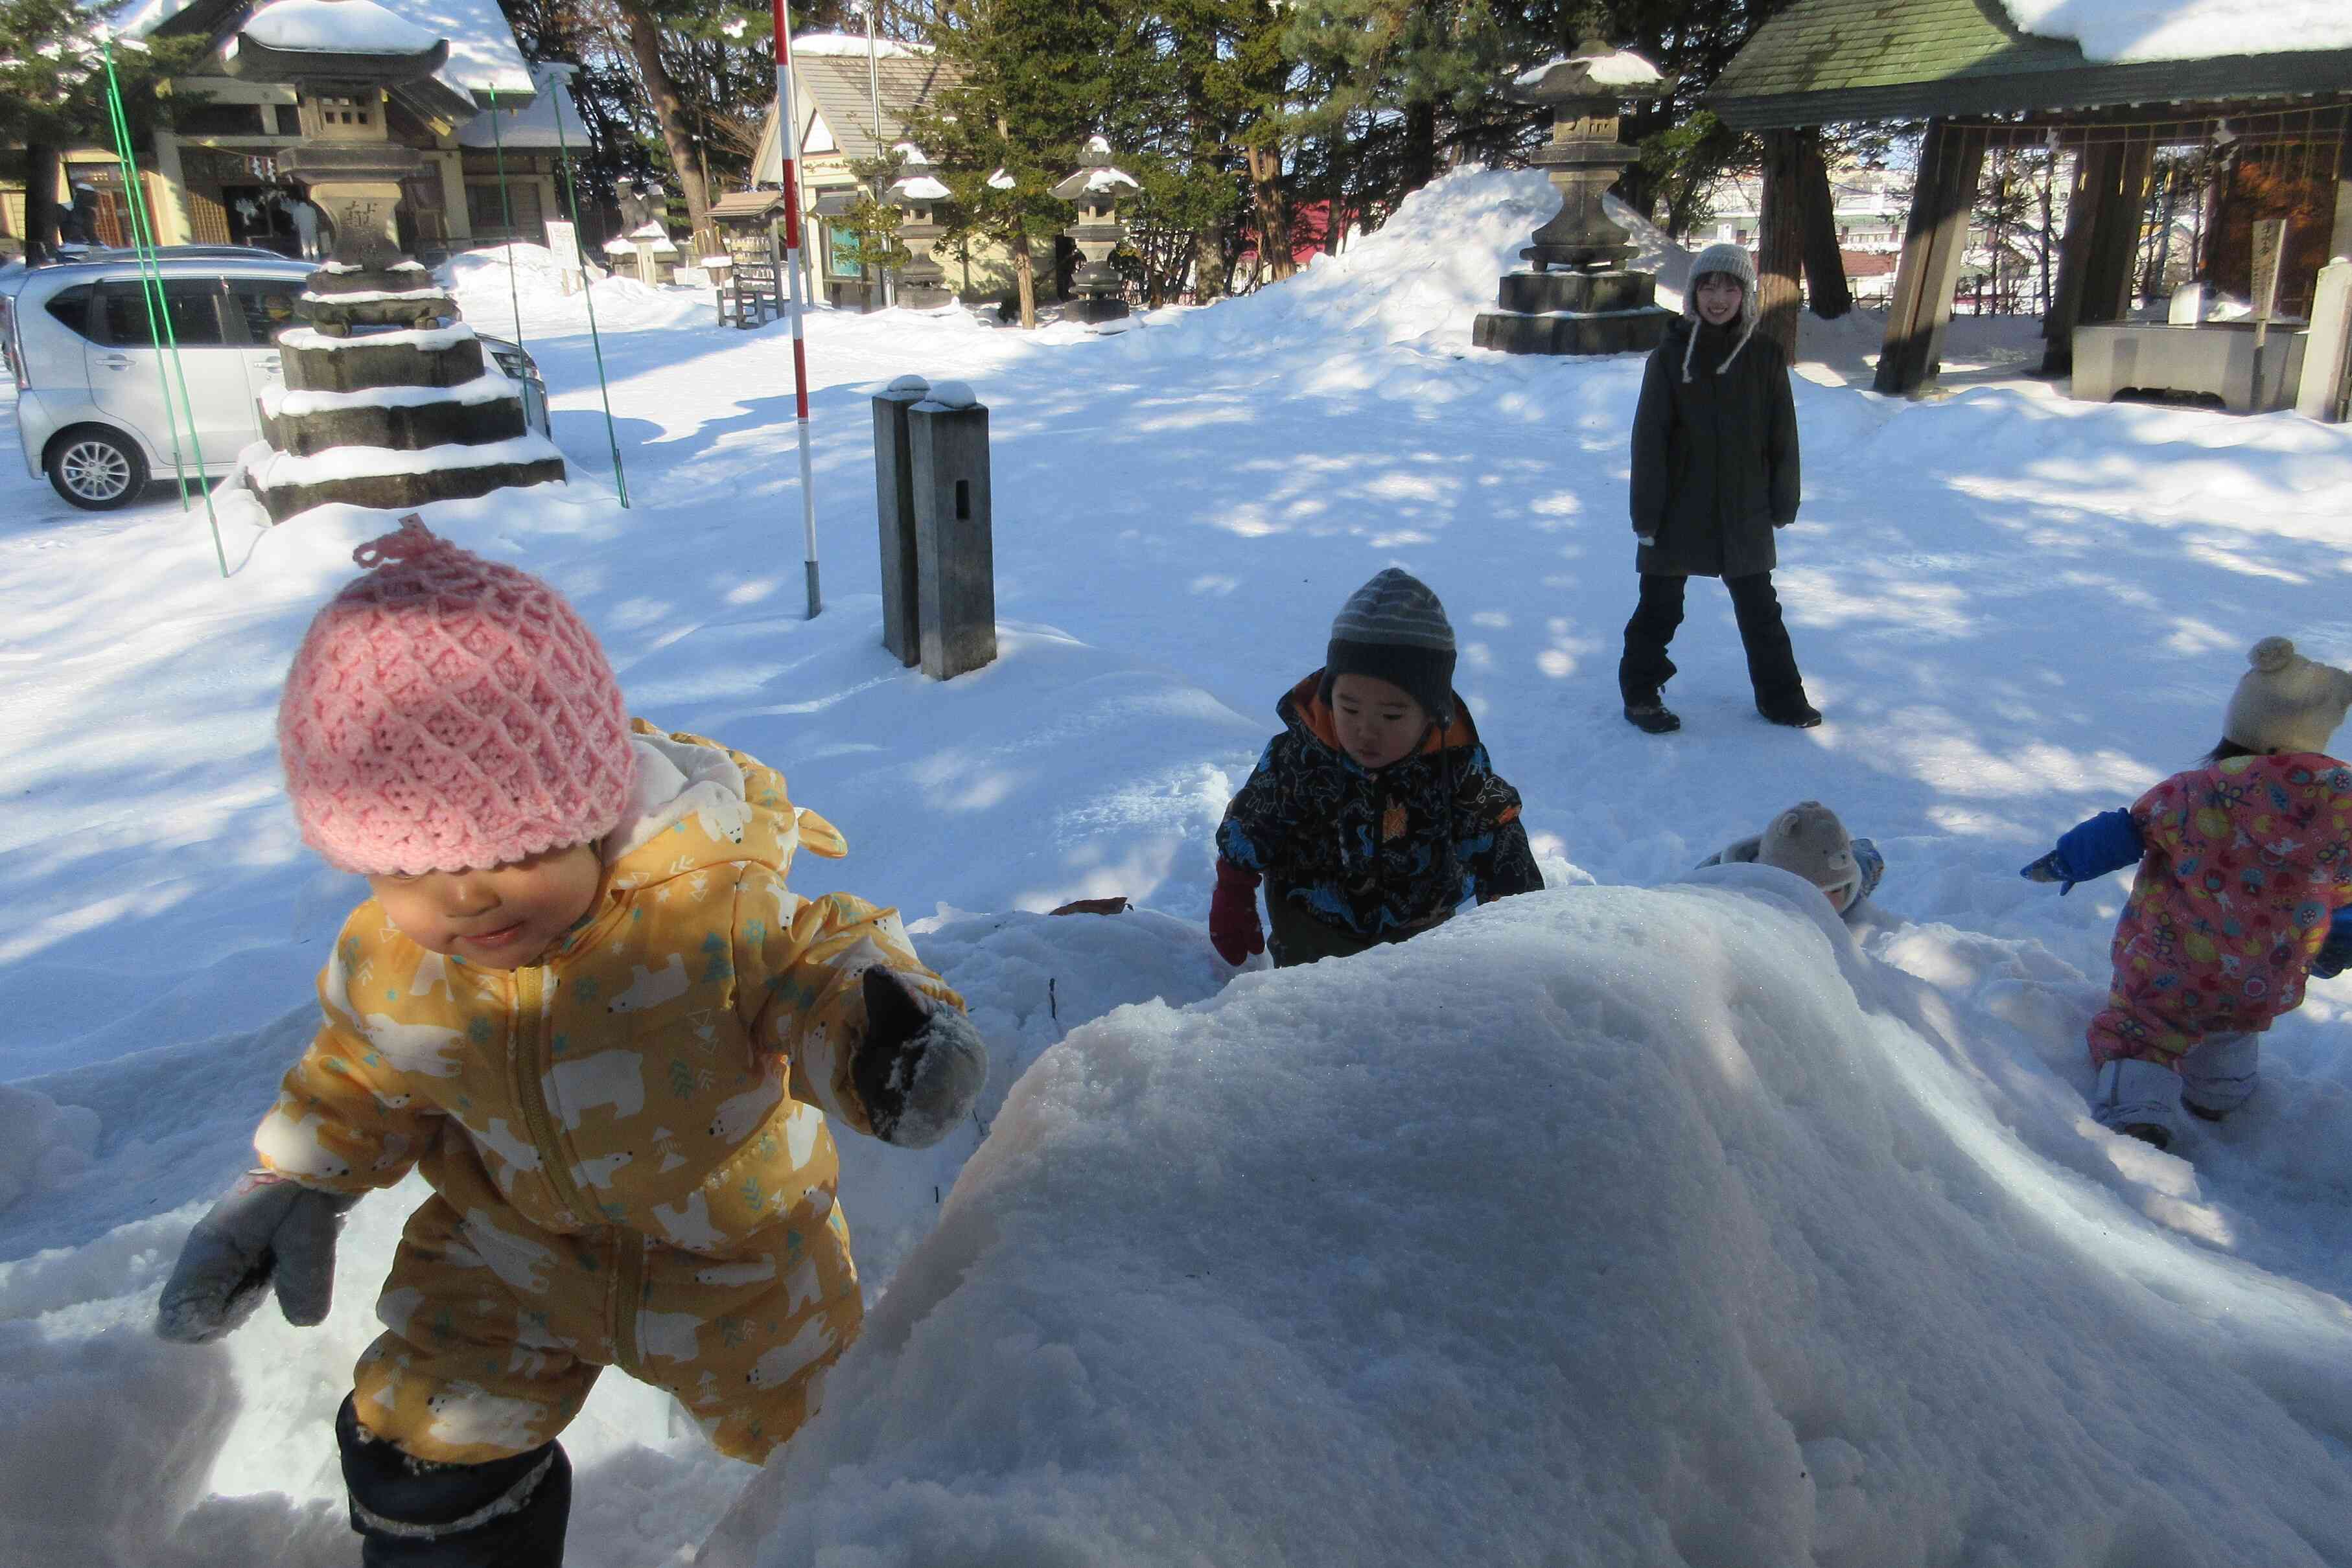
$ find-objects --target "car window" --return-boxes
[96,279,229,348]
[227,278,310,344]
[43,285,95,339]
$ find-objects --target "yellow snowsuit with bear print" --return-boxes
[253,721,962,1466]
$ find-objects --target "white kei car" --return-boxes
[3,250,549,510]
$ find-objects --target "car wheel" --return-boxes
[47,426,149,511]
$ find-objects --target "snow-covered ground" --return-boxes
[5,168,2351,1565]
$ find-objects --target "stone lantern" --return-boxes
[1471,35,1678,356]
[887,143,954,308]
[222,0,563,520]
[1051,136,1138,324]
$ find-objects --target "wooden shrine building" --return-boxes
[1710,0,2352,397]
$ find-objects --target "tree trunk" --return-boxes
[1796,132,1851,319]
[1194,223,1224,301]
[1757,129,1805,361]
[23,143,62,264]
[1010,224,1036,329]
[1246,143,1293,282]
[1402,101,1438,194]
[615,0,710,237]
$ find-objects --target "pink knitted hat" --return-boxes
[277,516,638,876]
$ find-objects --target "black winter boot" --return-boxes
[337,1395,572,1567]
[1623,700,1681,734]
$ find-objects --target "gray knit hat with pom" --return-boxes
[2223,637,2352,755]
[1323,568,1457,723]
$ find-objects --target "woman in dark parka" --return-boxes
[1620,241,1818,733]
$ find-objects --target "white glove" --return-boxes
[156,1171,359,1343]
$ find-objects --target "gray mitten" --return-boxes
[854,967,989,1149]
[156,1171,360,1343]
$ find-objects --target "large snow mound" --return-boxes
[1998,0,2352,61]
[1126,168,1691,361]
[704,871,2352,1567]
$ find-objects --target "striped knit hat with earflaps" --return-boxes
[1322,568,1457,724]
[1682,240,1761,383]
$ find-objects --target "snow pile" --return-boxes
[1126,168,1692,358]
[0,1083,99,1211]
[437,241,603,295]
[1998,0,2352,60]
[239,0,440,53]
[706,873,2352,1567]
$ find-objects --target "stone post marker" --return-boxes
[871,374,929,666]
[2296,258,2351,422]
[907,380,996,680]
[1471,36,1677,356]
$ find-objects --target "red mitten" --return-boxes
[1209,860,1265,966]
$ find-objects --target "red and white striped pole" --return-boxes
[771,0,822,617]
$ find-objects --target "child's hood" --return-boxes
[1275,669,1483,760]
[600,719,846,893]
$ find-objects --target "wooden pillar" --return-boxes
[2331,120,2352,262]
[1874,119,1986,395]
[1798,131,1852,320]
[2042,138,2105,373]
[2080,133,2155,325]
[1757,130,1806,361]
[909,396,997,681]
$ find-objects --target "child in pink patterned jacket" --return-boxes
[2023,637,2352,1150]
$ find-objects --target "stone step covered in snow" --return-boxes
[258,369,530,457]
[278,324,486,394]
[248,432,566,522]
[296,264,458,335]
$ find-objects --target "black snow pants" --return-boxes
[1618,571,1806,714]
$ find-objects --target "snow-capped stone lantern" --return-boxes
[220,0,563,520]
[1471,35,1679,356]
[603,222,680,285]
[1051,137,1139,325]
[887,143,954,308]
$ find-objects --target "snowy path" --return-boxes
[5,171,2352,1563]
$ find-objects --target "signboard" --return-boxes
[2250,218,2288,321]
[2251,217,2288,352]
[544,218,581,293]
[826,222,863,281]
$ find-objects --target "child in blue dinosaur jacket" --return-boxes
[2023,637,2352,1149]
[1209,569,1544,969]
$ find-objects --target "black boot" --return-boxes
[1623,700,1681,734]
[1758,698,1822,729]
[338,1395,572,1567]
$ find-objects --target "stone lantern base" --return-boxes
[1067,295,1131,325]
[1472,268,1673,356]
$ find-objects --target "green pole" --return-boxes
[549,81,630,507]
[103,42,225,575]
[485,85,526,354]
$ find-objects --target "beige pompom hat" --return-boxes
[2222,637,2352,755]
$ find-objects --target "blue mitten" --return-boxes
[2022,808,2142,895]
[2313,909,2352,980]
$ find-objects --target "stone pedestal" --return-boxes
[896,217,953,308]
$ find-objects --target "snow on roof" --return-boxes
[454,62,587,148]
[241,0,441,54]
[791,30,931,57]
[892,141,929,162]
[1083,168,1137,194]
[1514,47,1666,87]
[890,174,951,202]
[985,168,1015,190]
[1997,0,2352,61]
[402,0,534,100]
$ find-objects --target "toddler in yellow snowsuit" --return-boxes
[156,518,986,1567]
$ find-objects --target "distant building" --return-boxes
[1,0,581,263]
